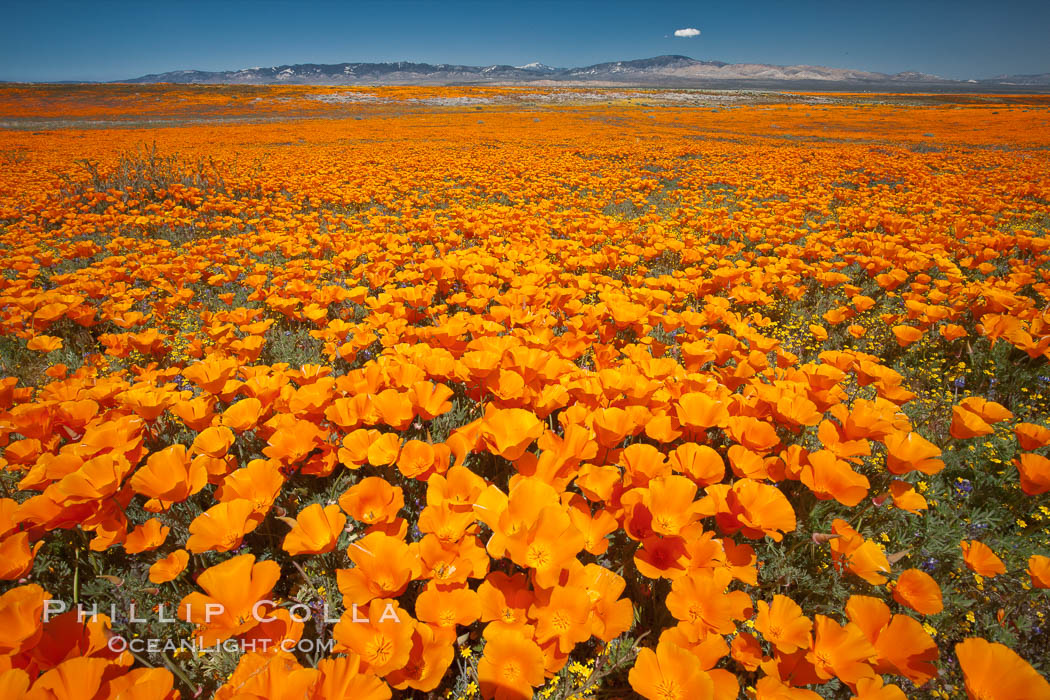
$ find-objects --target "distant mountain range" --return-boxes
[120,56,1049,89]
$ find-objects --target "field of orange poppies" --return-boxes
[1,85,1049,700]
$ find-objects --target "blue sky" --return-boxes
[2,0,1048,82]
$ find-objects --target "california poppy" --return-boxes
[337,532,421,604]
[477,628,546,700]
[1015,453,1050,495]
[754,594,813,654]
[178,553,280,646]
[1015,422,1050,450]
[415,582,481,629]
[629,640,715,700]
[186,498,263,552]
[955,638,1050,700]
[282,503,346,556]
[829,519,891,585]
[149,549,189,584]
[883,431,943,475]
[333,599,416,677]
[892,569,943,615]
[130,444,207,506]
[124,517,169,554]
[1027,555,1050,589]
[478,408,544,460]
[339,477,404,526]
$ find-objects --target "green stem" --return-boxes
[73,548,80,606]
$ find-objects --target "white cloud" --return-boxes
[673,28,701,38]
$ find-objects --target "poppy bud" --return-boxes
[811,532,838,544]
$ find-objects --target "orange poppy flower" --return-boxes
[27,335,63,352]
[566,499,617,556]
[807,614,876,685]
[52,451,134,507]
[591,406,638,448]
[337,532,422,604]
[754,675,822,699]
[415,582,482,629]
[186,498,263,552]
[264,417,326,465]
[956,638,1050,700]
[629,640,715,700]
[386,622,456,692]
[890,325,923,347]
[727,445,770,481]
[800,449,870,507]
[851,676,908,700]
[668,443,725,486]
[1015,453,1050,495]
[221,397,264,432]
[754,595,813,654]
[620,443,672,489]
[1015,422,1050,450]
[107,667,180,699]
[960,540,1007,577]
[829,519,891,585]
[478,571,534,637]
[182,356,239,396]
[149,549,189,584]
[646,475,704,536]
[215,459,285,513]
[958,397,1013,423]
[0,532,42,580]
[20,657,114,700]
[339,428,383,468]
[130,444,207,505]
[675,391,730,430]
[698,479,797,542]
[315,654,393,700]
[366,432,403,467]
[1027,555,1050,589]
[888,480,928,514]
[731,631,764,672]
[725,416,781,452]
[171,395,216,432]
[503,503,585,588]
[122,386,174,421]
[666,568,751,636]
[333,599,416,677]
[192,425,236,459]
[124,517,170,554]
[0,668,29,699]
[373,389,415,430]
[408,381,454,420]
[477,628,546,700]
[0,583,47,656]
[339,476,405,526]
[282,503,346,556]
[950,406,994,440]
[883,431,943,475]
[870,612,938,685]
[578,563,633,641]
[396,439,436,479]
[478,408,544,460]
[529,584,592,654]
[891,569,943,615]
[178,553,280,646]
